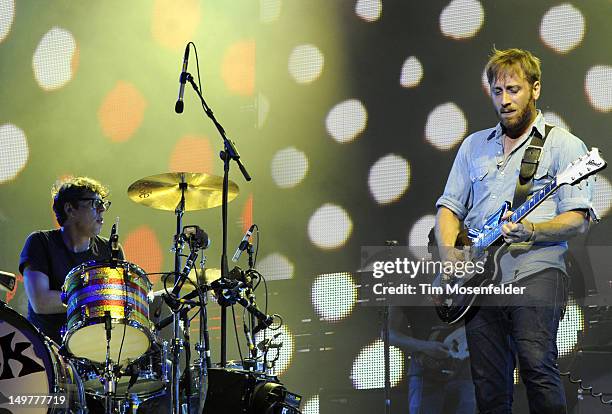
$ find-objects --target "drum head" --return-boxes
[0,304,52,414]
[66,323,151,364]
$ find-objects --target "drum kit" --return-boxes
[0,172,298,414]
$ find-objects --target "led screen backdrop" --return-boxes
[0,1,611,412]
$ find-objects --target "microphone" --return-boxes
[109,218,120,268]
[232,224,255,262]
[244,322,256,357]
[256,332,282,351]
[175,43,190,114]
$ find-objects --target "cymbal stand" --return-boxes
[185,72,251,367]
[170,179,186,414]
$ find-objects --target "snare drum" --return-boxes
[0,302,86,413]
[62,260,153,363]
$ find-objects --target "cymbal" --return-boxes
[149,268,221,298]
[127,172,239,211]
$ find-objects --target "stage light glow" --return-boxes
[351,339,404,389]
[543,111,570,132]
[32,27,77,91]
[151,0,201,50]
[260,0,282,23]
[585,65,612,112]
[400,56,423,88]
[425,102,467,150]
[256,253,295,281]
[288,44,324,84]
[302,395,319,414]
[593,175,612,218]
[0,123,28,183]
[271,146,309,188]
[557,301,583,357]
[98,81,148,142]
[122,226,164,286]
[325,99,368,143]
[312,273,357,322]
[540,3,585,54]
[257,93,271,129]
[221,39,256,96]
[355,0,382,22]
[368,154,410,205]
[0,0,14,43]
[169,135,214,173]
[481,67,490,95]
[255,324,294,376]
[439,0,484,40]
[408,214,436,259]
[308,204,353,249]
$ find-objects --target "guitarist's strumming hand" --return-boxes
[422,341,451,359]
[500,211,535,244]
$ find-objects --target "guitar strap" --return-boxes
[511,124,554,208]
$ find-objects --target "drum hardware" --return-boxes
[0,270,16,292]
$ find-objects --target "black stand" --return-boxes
[185,72,251,368]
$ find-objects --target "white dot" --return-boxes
[355,0,382,22]
[0,123,29,183]
[351,339,404,389]
[557,302,583,357]
[325,99,368,143]
[302,395,319,414]
[288,44,324,84]
[254,324,294,375]
[585,65,612,112]
[256,253,294,281]
[425,102,467,150]
[308,203,353,250]
[540,4,585,54]
[32,27,77,91]
[0,0,15,43]
[439,0,484,40]
[257,93,270,129]
[593,175,612,217]
[271,147,309,188]
[543,111,570,132]
[312,273,356,322]
[368,154,411,205]
[408,215,436,259]
[400,56,423,88]
[260,0,281,23]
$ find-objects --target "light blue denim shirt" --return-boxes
[436,111,597,282]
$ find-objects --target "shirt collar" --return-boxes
[486,110,545,142]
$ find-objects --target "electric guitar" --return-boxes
[432,147,607,324]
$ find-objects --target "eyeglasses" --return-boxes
[79,198,111,210]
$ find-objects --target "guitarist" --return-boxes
[390,307,476,414]
[435,48,595,414]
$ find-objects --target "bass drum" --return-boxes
[0,302,86,413]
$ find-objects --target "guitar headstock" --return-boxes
[557,147,607,186]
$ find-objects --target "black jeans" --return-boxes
[464,268,568,414]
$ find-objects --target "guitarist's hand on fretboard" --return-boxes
[500,210,534,244]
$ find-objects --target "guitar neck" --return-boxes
[478,178,559,249]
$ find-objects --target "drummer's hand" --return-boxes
[422,341,450,359]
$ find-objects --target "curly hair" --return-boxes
[485,48,541,87]
[52,176,109,226]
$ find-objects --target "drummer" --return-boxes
[19,176,124,344]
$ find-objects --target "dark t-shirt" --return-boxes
[19,229,124,343]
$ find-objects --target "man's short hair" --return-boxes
[52,176,109,225]
[485,48,541,86]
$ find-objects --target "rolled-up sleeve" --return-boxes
[553,132,599,220]
[435,137,472,220]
